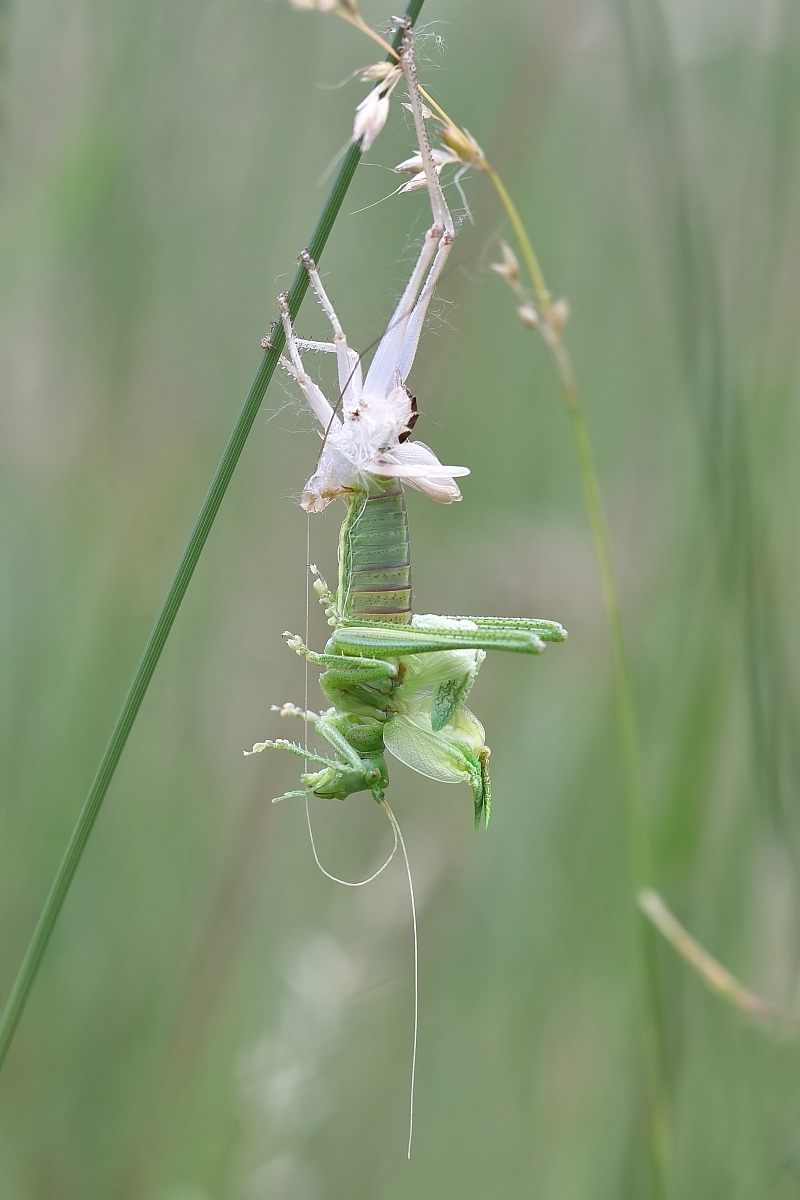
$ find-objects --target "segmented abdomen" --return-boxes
[338,478,412,624]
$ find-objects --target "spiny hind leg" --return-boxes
[332,623,547,656]
[451,615,567,643]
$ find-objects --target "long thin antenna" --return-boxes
[303,514,311,775]
[381,800,418,1160]
[304,799,398,885]
[302,792,417,1156]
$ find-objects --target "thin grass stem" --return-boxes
[486,186,671,1193]
[0,0,426,1072]
[486,122,671,1200]
[639,889,800,1027]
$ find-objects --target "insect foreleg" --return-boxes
[245,738,341,770]
[247,713,388,804]
[312,715,365,771]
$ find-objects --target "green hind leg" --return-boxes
[331,622,549,656]
[451,615,566,643]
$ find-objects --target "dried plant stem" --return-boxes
[0,0,426,1073]
[639,890,800,1027]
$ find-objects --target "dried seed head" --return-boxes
[353,88,390,150]
[439,123,483,166]
[289,0,349,12]
[393,147,459,174]
[352,64,402,151]
[397,170,427,193]
[401,100,434,120]
[360,61,396,82]
[517,304,539,329]
[491,240,520,286]
[548,298,570,334]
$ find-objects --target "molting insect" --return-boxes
[247,25,566,827]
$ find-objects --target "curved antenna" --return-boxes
[304,797,399,885]
[302,792,419,1159]
[380,800,418,1160]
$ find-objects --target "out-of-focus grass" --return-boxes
[3,1,800,1197]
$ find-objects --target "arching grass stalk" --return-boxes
[638,890,800,1028]
[486,71,800,1180]
[0,0,426,1073]
[488,175,671,1197]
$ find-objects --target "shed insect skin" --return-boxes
[246,26,566,827]
[397,389,418,443]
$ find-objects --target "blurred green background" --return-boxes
[3,0,800,1195]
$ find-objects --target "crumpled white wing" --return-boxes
[369,462,470,479]
[369,440,469,504]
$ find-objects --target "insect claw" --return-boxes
[272,702,316,720]
[244,741,271,756]
[272,789,312,803]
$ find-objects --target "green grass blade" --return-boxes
[0,0,426,1071]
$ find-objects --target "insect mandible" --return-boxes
[247,25,566,828]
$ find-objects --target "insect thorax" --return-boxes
[337,478,412,624]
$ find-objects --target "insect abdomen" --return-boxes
[339,479,412,624]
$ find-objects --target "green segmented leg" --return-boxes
[256,705,364,770]
[451,616,567,642]
[478,749,492,828]
[284,633,398,680]
[247,739,342,769]
[323,688,393,721]
[313,716,365,769]
[248,709,388,804]
[331,623,548,656]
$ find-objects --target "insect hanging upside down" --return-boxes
[246,25,566,827]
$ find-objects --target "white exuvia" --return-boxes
[276,31,468,513]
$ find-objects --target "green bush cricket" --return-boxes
[247,26,566,828]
